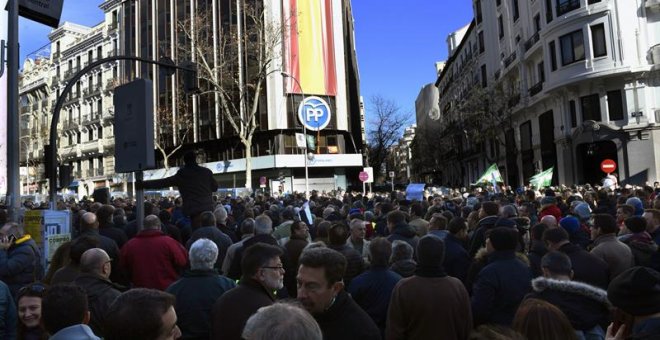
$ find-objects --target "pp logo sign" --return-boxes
[298,96,331,131]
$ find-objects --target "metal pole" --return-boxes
[281,72,308,199]
[7,0,19,220]
[135,171,144,232]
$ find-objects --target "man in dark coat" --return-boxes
[140,151,218,228]
[211,243,283,340]
[527,223,549,278]
[348,238,401,335]
[76,212,122,284]
[443,217,471,283]
[73,248,123,338]
[543,227,610,289]
[167,238,236,339]
[607,266,660,339]
[387,235,472,340]
[386,210,419,254]
[327,223,364,288]
[96,204,127,248]
[468,201,501,257]
[297,247,380,340]
[526,251,610,337]
[186,211,232,270]
[471,227,532,327]
[0,222,42,298]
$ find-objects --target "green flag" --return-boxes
[530,167,554,188]
[474,164,503,185]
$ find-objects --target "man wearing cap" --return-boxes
[386,235,471,340]
[607,266,660,338]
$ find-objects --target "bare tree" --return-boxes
[154,89,194,171]
[366,95,411,181]
[178,1,288,190]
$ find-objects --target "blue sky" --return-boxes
[18,1,475,122]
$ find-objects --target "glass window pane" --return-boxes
[573,31,584,61]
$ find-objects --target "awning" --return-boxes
[68,180,80,188]
[406,183,425,201]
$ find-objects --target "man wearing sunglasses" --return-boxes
[0,222,42,298]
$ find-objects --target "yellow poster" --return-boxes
[23,210,43,246]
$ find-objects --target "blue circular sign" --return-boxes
[298,96,331,131]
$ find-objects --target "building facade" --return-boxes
[19,0,123,198]
[434,0,660,187]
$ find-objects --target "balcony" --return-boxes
[52,51,60,60]
[503,51,517,68]
[557,0,580,16]
[63,67,81,80]
[50,77,59,87]
[20,106,30,114]
[95,168,104,177]
[107,49,117,58]
[524,32,540,52]
[63,94,79,106]
[81,140,101,154]
[82,113,101,124]
[61,145,80,158]
[507,93,521,108]
[108,21,118,32]
[83,86,101,98]
[63,119,79,130]
[529,81,543,97]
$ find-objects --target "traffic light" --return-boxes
[44,144,52,179]
[58,165,72,189]
[181,61,199,94]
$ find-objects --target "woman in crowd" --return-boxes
[17,283,48,340]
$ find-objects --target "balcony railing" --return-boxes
[95,168,104,177]
[63,119,78,130]
[82,113,101,124]
[108,21,118,31]
[529,81,543,97]
[508,93,521,108]
[81,140,100,154]
[63,94,79,106]
[524,32,540,52]
[503,51,517,68]
[83,86,101,98]
[102,108,115,120]
[52,51,60,60]
[557,0,580,16]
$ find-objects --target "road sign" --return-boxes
[389,171,395,178]
[363,167,374,183]
[359,171,369,182]
[259,176,267,185]
[298,96,331,131]
[600,159,617,174]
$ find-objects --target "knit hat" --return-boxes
[540,196,557,206]
[416,235,445,266]
[625,197,645,217]
[574,203,592,221]
[466,197,479,209]
[348,208,361,216]
[608,267,660,316]
[559,216,580,235]
[487,227,518,251]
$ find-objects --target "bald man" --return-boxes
[540,215,558,229]
[76,212,121,283]
[120,215,188,290]
[73,248,123,337]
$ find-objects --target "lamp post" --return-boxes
[281,72,309,200]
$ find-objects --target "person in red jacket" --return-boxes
[120,215,188,290]
[539,196,562,222]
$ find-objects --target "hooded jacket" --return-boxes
[386,223,419,254]
[526,277,611,331]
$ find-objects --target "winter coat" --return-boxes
[387,273,472,340]
[386,223,419,254]
[50,264,80,285]
[591,234,635,281]
[526,277,611,331]
[374,216,389,237]
[210,277,275,340]
[73,273,122,338]
[390,259,417,278]
[539,204,563,222]
[468,215,499,257]
[76,230,121,284]
[284,236,308,297]
[594,199,617,217]
[98,223,127,249]
[558,242,610,290]
[471,250,532,327]
[0,237,41,298]
[348,267,401,334]
[622,233,659,268]
[527,240,547,278]
[443,233,471,283]
[314,290,381,340]
[166,269,236,339]
[186,226,233,270]
[408,218,429,236]
[328,244,364,287]
[0,280,17,340]
[142,163,218,217]
[120,229,188,290]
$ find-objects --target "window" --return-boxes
[512,0,520,21]
[556,0,580,16]
[534,14,541,32]
[569,100,577,127]
[549,41,557,71]
[498,16,504,39]
[479,31,485,53]
[546,0,553,23]
[476,0,483,24]
[481,64,487,88]
[591,24,606,58]
[607,90,624,121]
[581,94,601,121]
[497,0,501,6]
[588,0,601,3]
[560,29,584,65]
[538,61,545,82]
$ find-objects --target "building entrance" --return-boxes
[576,141,617,186]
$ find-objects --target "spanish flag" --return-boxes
[284,0,337,96]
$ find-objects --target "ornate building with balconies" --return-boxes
[435,0,660,187]
[19,0,123,197]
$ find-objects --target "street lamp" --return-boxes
[281,71,309,200]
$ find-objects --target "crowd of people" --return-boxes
[1,168,660,339]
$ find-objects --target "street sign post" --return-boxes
[259,176,267,188]
[359,171,369,196]
[600,159,617,174]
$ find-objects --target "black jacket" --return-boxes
[468,215,499,257]
[526,277,610,331]
[166,269,236,340]
[211,277,274,340]
[313,290,381,340]
[558,242,610,290]
[386,223,419,254]
[527,240,547,278]
[0,238,41,297]
[76,230,122,284]
[99,222,128,249]
[142,164,218,217]
[328,244,364,287]
[73,273,122,338]
[443,233,471,283]
[186,226,233,271]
